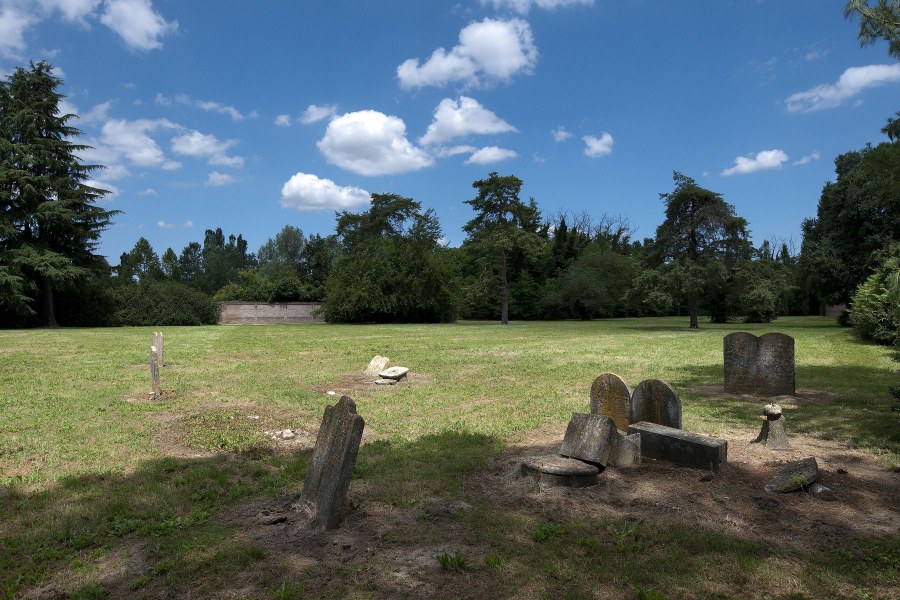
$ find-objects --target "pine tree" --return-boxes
[0,62,116,326]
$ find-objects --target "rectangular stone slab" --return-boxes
[628,421,727,473]
[559,413,616,467]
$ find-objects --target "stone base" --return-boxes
[520,455,599,488]
[608,432,641,467]
[628,421,727,473]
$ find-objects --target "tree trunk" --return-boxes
[499,247,509,325]
[689,294,699,329]
[41,277,59,328]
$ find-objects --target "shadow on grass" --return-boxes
[672,362,900,457]
[0,429,503,599]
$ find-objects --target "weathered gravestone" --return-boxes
[559,413,617,467]
[724,332,795,396]
[153,332,164,368]
[149,345,161,398]
[589,373,633,432]
[630,379,681,429]
[301,396,365,530]
[365,355,390,375]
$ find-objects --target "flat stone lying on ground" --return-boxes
[630,379,682,429]
[589,373,633,432]
[520,455,600,489]
[301,395,365,530]
[378,366,409,381]
[374,378,397,386]
[764,457,819,493]
[628,421,727,473]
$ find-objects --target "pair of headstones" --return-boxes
[723,332,795,396]
[589,373,682,431]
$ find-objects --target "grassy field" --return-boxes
[0,317,897,599]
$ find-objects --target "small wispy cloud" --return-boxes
[206,171,237,186]
[785,64,900,112]
[552,126,572,142]
[793,151,820,166]
[721,149,788,176]
[583,133,613,157]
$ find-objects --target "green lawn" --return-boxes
[0,317,897,599]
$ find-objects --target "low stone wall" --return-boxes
[218,301,324,324]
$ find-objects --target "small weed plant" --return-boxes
[437,550,471,572]
[532,522,566,543]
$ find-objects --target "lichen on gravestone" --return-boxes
[559,413,617,467]
[589,373,633,432]
[301,395,365,530]
[630,379,681,429]
[724,332,795,396]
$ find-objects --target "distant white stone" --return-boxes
[378,366,409,380]
[365,356,391,374]
[281,429,296,440]
[326,391,337,396]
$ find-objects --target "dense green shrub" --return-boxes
[849,245,900,346]
[213,269,322,303]
[111,280,219,326]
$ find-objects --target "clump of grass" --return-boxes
[636,588,667,600]
[607,519,639,550]
[483,552,504,574]
[532,522,566,543]
[436,550,471,572]
[182,409,269,454]
[272,580,305,600]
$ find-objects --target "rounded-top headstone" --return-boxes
[589,373,633,432]
[756,333,795,396]
[629,379,681,429]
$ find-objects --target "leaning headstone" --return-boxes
[301,395,365,530]
[607,431,641,467]
[365,355,390,375]
[149,345,161,397]
[153,331,164,367]
[559,413,617,468]
[630,379,681,429]
[628,421,727,473]
[724,332,795,396]
[378,366,409,382]
[751,403,791,450]
[520,455,599,489]
[589,373,633,432]
[764,457,818,493]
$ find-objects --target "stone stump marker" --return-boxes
[751,403,792,450]
[630,379,681,429]
[149,345,161,396]
[589,373,633,432]
[153,332,164,368]
[724,332,795,396]
[559,413,617,467]
[301,395,365,530]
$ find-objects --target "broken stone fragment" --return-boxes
[559,413,617,468]
[280,429,296,440]
[374,378,397,386]
[607,431,641,467]
[520,455,599,489]
[764,457,818,492]
[365,355,391,374]
[808,482,838,501]
[378,366,409,381]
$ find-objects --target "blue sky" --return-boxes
[1,0,898,262]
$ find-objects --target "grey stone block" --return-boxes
[559,413,617,467]
[628,421,727,473]
[764,457,818,493]
[607,431,641,467]
[520,455,599,489]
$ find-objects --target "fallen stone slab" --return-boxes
[378,366,409,381]
[559,413,617,467]
[374,378,397,386]
[520,455,599,489]
[607,431,641,467]
[628,421,727,473]
[764,457,819,493]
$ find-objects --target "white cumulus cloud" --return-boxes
[274,114,292,127]
[397,18,538,89]
[317,110,434,176]
[785,64,900,112]
[98,117,181,169]
[206,171,237,187]
[793,150,820,166]
[465,146,517,164]
[552,126,572,142]
[583,133,613,157]
[171,130,244,168]
[100,0,177,51]
[0,4,36,55]
[721,149,789,176]
[280,172,371,211]
[419,96,517,145]
[300,104,338,125]
[481,0,593,14]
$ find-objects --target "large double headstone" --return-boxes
[723,332,795,396]
[301,395,365,530]
[589,373,681,431]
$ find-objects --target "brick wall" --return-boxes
[218,302,324,324]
